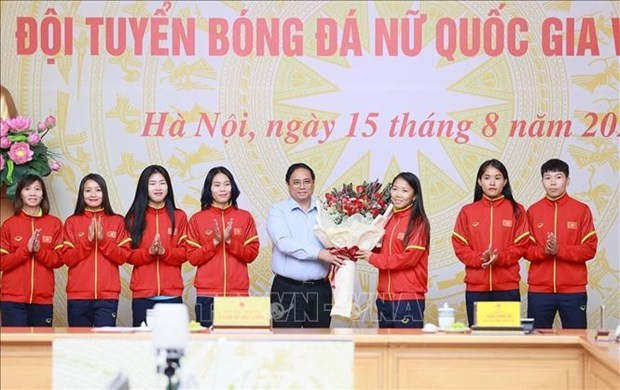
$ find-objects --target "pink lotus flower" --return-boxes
[0,120,9,137]
[37,121,47,131]
[8,142,34,164]
[44,115,56,128]
[49,160,61,172]
[27,132,41,145]
[0,154,4,171]
[7,116,30,132]
[0,136,10,149]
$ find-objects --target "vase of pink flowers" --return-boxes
[0,115,61,200]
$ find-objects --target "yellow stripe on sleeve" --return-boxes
[186,239,201,248]
[243,236,258,246]
[513,231,530,244]
[452,231,469,245]
[117,238,131,246]
[0,248,9,254]
[581,231,596,244]
[405,245,425,251]
[63,241,75,248]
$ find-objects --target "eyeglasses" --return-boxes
[290,179,313,188]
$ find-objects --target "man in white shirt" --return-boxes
[267,163,346,328]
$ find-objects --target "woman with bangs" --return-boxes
[61,173,131,327]
[452,159,530,326]
[356,172,431,328]
[186,167,259,328]
[125,165,188,327]
[0,174,63,326]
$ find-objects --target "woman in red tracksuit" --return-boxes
[356,172,431,328]
[62,173,131,327]
[452,159,530,326]
[186,166,259,327]
[125,165,188,327]
[0,174,63,326]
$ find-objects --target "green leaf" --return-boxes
[8,134,28,142]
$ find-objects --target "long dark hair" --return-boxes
[125,165,177,248]
[13,174,50,215]
[73,173,115,216]
[474,159,520,219]
[200,166,240,210]
[393,172,431,247]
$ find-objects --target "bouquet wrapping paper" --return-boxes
[315,203,393,318]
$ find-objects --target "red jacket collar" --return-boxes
[392,204,412,218]
[544,191,569,205]
[83,208,104,217]
[206,203,235,215]
[19,209,44,219]
[480,195,506,206]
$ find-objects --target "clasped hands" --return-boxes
[481,244,498,268]
[87,217,104,242]
[544,232,558,255]
[213,218,233,246]
[149,233,166,256]
[27,229,42,253]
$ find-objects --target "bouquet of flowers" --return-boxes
[314,180,393,319]
[0,115,61,199]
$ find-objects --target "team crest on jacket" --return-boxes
[537,223,544,228]
[107,231,116,238]
[42,235,52,243]
[78,232,85,237]
[567,221,577,229]
[205,229,213,235]
[397,232,405,240]
[502,219,513,227]
[472,222,479,227]
[234,228,242,236]
[15,236,23,241]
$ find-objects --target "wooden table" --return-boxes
[1,328,618,389]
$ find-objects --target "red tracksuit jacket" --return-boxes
[369,205,429,301]
[186,205,259,296]
[452,196,530,292]
[62,210,132,300]
[127,206,188,298]
[525,193,597,293]
[0,211,64,304]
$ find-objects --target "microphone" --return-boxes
[152,303,189,389]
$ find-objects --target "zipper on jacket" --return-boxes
[553,202,558,293]
[156,210,161,296]
[29,218,35,304]
[221,210,228,295]
[488,203,494,292]
[387,219,400,300]
[94,218,99,300]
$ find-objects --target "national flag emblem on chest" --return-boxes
[107,231,116,238]
[42,236,52,243]
[502,219,513,227]
[567,221,577,229]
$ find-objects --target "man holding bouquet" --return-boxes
[267,163,348,328]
